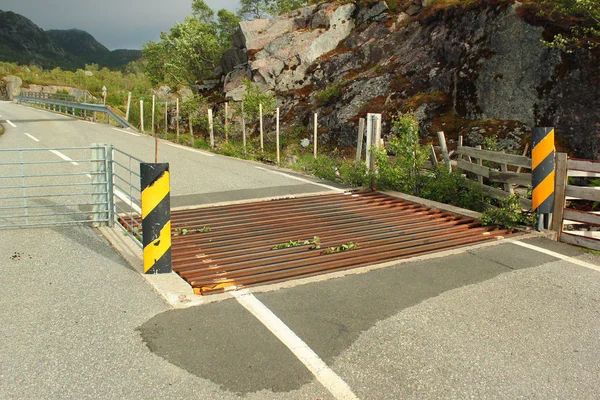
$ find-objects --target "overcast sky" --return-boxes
[0,0,240,50]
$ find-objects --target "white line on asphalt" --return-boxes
[233,290,359,400]
[255,166,344,192]
[81,120,96,125]
[6,120,17,127]
[112,128,140,137]
[113,187,142,214]
[81,173,141,213]
[165,142,216,157]
[23,133,40,142]
[509,240,600,273]
[49,150,79,166]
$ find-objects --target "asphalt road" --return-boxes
[0,101,336,207]
[1,102,600,399]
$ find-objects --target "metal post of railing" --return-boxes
[107,145,115,227]
[91,144,108,227]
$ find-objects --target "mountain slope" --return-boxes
[0,10,76,68]
[0,10,141,69]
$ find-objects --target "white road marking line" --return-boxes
[81,120,96,125]
[112,127,140,137]
[81,172,141,213]
[165,142,215,157]
[6,120,17,127]
[113,188,142,214]
[23,133,40,142]
[509,240,600,273]
[233,290,359,400]
[255,166,344,192]
[49,150,79,166]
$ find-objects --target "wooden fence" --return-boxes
[454,144,533,210]
[553,154,600,251]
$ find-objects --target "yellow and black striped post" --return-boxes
[532,127,555,228]
[141,163,171,274]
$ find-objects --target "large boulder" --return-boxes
[223,2,356,96]
[3,75,22,99]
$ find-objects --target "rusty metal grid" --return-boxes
[164,192,516,295]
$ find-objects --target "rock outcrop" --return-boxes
[221,1,600,159]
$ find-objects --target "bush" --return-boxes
[419,167,484,211]
[315,83,342,106]
[479,194,536,229]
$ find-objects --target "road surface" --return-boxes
[1,101,600,400]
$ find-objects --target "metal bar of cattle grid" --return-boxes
[158,192,519,295]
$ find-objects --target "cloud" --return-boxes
[1,0,240,50]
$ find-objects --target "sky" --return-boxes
[0,0,239,50]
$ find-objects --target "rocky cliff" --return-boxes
[221,1,600,159]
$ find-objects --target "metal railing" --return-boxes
[14,91,136,130]
[19,91,77,102]
[111,147,144,248]
[0,145,111,228]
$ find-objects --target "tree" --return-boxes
[237,0,272,20]
[241,79,276,121]
[217,9,241,44]
[143,0,240,90]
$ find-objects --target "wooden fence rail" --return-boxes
[455,145,532,210]
[554,154,600,251]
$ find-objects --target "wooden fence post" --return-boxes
[208,109,215,148]
[151,95,155,133]
[313,112,318,159]
[241,101,246,153]
[429,144,438,167]
[224,102,229,142]
[437,131,451,172]
[125,91,132,121]
[189,117,194,147]
[259,103,264,151]
[552,152,568,238]
[176,98,180,142]
[356,118,365,164]
[276,107,280,164]
[475,145,484,185]
[140,99,144,133]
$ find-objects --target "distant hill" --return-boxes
[0,10,142,70]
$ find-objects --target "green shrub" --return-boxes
[309,155,339,181]
[339,160,370,187]
[242,79,276,121]
[419,167,483,211]
[315,83,342,106]
[479,194,536,229]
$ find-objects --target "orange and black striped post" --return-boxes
[532,127,555,229]
[141,163,171,274]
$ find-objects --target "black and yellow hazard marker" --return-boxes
[532,127,555,214]
[141,163,171,274]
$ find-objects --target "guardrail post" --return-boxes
[532,127,555,230]
[140,163,171,274]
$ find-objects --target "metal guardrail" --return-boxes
[14,92,136,130]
